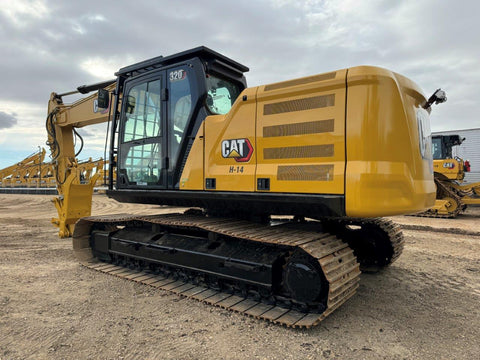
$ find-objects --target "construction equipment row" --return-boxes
[0,148,108,188]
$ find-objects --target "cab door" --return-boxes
[166,66,195,188]
[117,73,167,189]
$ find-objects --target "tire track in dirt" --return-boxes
[117,330,205,360]
[0,195,55,221]
[1,319,69,359]
[389,268,480,298]
[91,200,186,217]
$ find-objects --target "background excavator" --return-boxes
[45,46,445,328]
[0,148,106,190]
[0,148,46,187]
[415,134,480,217]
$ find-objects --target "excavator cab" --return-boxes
[432,134,466,180]
[432,135,464,160]
[112,47,248,191]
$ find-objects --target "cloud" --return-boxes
[76,126,105,139]
[0,111,18,129]
[0,0,49,27]
[0,0,479,168]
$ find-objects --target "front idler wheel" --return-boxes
[282,251,328,308]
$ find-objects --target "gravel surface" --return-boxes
[0,195,479,360]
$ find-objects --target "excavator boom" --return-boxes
[46,81,116,236]
[0,148,45,188]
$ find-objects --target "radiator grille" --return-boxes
[263,119,334,138]
[277,165,334,181]
[263,144,334,159]
[264,72,336,91]
[263,94,335,115]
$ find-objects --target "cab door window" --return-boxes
[124,80,161,141]
[119,78,164,186]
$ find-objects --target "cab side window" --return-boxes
[206,75,241,115]
[432,138,442,160]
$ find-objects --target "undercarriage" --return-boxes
[73,212,403,328]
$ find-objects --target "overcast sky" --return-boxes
[0,0,478,168]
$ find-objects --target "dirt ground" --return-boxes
[0,194,479,360]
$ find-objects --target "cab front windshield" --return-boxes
[206,75,242,115]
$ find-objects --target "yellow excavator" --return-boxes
[415,134,480,217]
[0,148,45,187]
[46,46,445,328]
[0,149,106,189]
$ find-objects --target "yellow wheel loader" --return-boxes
[46,46,445,327]
[415,134,480,217]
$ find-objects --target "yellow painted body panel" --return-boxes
[180,66,435,217]
[345,67,435,216]
[433,159,464,180]
[256,70,346,194]
[203,87,258,191]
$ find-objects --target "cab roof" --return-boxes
[116,46,249,78]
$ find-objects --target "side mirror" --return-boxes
[423,88,447,110]
[97,88,110,109]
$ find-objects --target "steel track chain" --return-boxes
[74,213,361,328]
[321,217,404,269]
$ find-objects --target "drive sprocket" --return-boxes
[321,217,404,272]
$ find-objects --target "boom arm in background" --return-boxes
[0,148,45,187]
